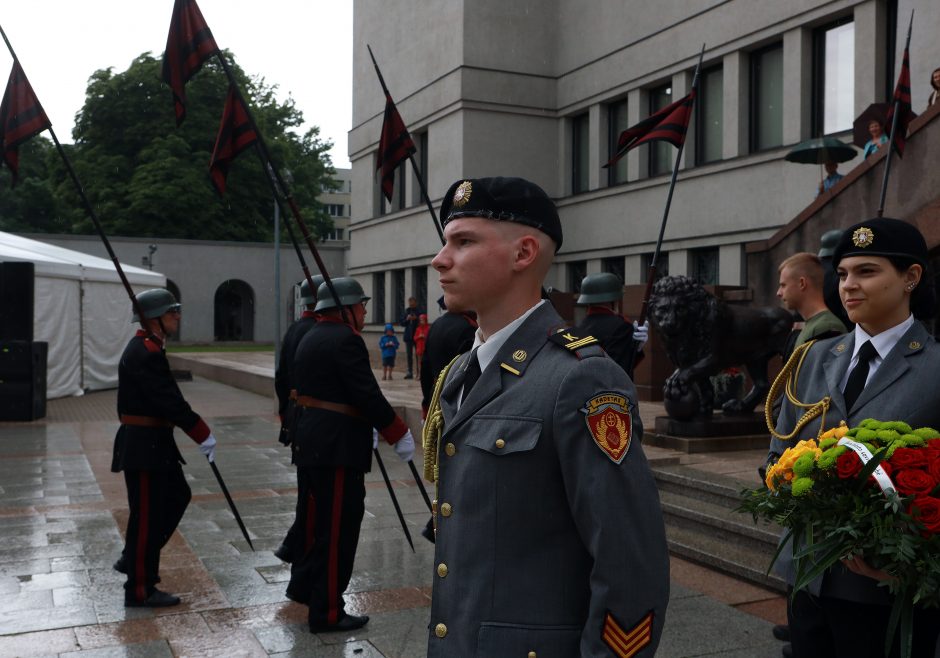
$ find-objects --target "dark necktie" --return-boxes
[461,349,481,403]
[843,340,878,411]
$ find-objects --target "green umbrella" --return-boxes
[785,137,858,164]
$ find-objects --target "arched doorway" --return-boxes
[214,279,254,341]
[166,280,182,341]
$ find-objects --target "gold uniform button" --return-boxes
[528,653,537,658]
[437,563,448,577]
[440,502,452,517]
[435,623,447,638]
[445,442,456,456]
[495,438,505,449]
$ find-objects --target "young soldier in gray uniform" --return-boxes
[767,218,940,657]
[423,177,669,657]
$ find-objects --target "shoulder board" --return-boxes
[547,328,599,353]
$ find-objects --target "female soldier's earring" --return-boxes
[907,284,915,291]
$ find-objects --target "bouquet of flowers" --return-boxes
[739,419,940,657]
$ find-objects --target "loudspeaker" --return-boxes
[0,340,47,421]
[0,262,35,341]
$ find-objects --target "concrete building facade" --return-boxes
[348,0,939,328]
[31,234,346,344]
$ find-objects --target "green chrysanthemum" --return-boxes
[793,452,817,478]
[884,421,913,434]
[899,434,925,447]
[859,418,880,429]
[819,437,838,451]
[817,446,847,470]
[855,428,877,442]
[875,429,900,444]
[792,477,815,497]
[913,427,940,441]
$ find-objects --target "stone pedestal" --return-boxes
[645,412,770,453]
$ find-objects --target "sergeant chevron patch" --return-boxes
[582,393,632,463]
[602,610,653,658]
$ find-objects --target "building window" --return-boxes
[641,252,669,283]
[884,0,898,102]
[750,43,783,152]
[568,261,587,293]
[695,66,724,165]
[392,269,405,320]
[648,84,673,176]
[607,98,629,185]
[572,113,590,194]
[324,203,345,217]
[323,228,344,241]
[412,131,428,206]
[812,19,855,136]
[412,266,427,313]
[602,256,625,284]
[372,272,386,324]
[690,247,719,285]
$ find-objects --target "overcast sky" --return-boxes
[1,1,353,168]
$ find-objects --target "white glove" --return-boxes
[372,428,380,450]
[199,434,217,463]
[393,429,415,462]
[633,320,649,348]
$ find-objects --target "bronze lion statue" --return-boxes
[648,275,793,420]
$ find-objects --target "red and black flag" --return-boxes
[0,61,51,186]
[885,43,916,158]
[162,0,219,126]
[376,92,416,202]
[604,89,696,168]
[209,86,258,195]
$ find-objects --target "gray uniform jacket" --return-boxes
[427,303,669,658]
[768,321,940,603]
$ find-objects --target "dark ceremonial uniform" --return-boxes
[287,315,409,629]
[273,309,318,562]
[577,305,643,380]
[419,310,477,412]
[274,309,318,444]
[111,330,211,604]
[425,303,669,657]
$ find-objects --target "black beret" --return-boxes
[439,177,562,251]
[831,217,928,269]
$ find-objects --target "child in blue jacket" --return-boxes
[379,323,399,380]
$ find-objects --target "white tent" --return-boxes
[0,232,165,398]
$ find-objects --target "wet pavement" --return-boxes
[0,355,787,657]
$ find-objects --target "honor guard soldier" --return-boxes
[273,274,323,563]
[768,218,940,657]
[111,288,217,607]
[575,272,648,381]
[286,277,416,633]
[424,177,669,657]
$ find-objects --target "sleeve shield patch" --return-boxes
[581,393,633,463]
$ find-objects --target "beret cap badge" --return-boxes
[852,227,874,248]
[452,181,472,208]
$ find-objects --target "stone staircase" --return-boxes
[653,463,786,592]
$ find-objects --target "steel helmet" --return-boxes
[132,288,181,322]
[299,275,325,305]
[818,229,843,259]
[314,277,370,312]
[576,272,624,305]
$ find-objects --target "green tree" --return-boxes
[5,51,334,241]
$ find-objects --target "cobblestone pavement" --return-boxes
[0,358,787,657]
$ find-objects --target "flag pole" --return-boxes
[876,10,913,218]
[0,23,147,326]
[367,45,444,245]
[211,55,346,320]
[637,44,706,326]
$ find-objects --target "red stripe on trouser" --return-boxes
[305,491,316,552]
[327,467,345,624]
[135,472,150,601]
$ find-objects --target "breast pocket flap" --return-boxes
[463,415,542,455]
